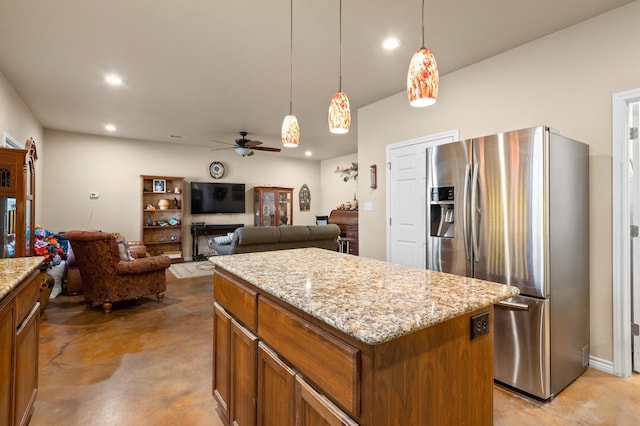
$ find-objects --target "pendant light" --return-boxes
[282,0,300,147]
[328,0,350,134]
[407,0,439,107]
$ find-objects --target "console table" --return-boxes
[191,224,243,261]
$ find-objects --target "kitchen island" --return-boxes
[1,257,43,426]
[210,248,519,425]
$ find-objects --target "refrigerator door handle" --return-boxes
[471,163,480,260]
[496,300,530,311]
[463,164,471,260]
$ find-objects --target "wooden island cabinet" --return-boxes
[211,249,519,425]
[0,257,43,426]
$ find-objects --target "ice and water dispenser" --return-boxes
[429,186,455,238]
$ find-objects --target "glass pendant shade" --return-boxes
[328,91,351,134]
[407,47,439,107]
[281,114,300,147]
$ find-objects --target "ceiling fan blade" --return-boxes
[245,140,263,148]
[253,146,281,152]
[210,146,233,152]
[210,138,236,147]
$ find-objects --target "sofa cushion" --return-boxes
[279,226,310,242]
[308,224,341,240]
[214,234,233,245]
[116,241,133,261]
[237,226,280,246]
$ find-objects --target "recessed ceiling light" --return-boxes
[105,124,116,132]
[105,74,123,86]
[305,151,312,157]
[382,37,400,50]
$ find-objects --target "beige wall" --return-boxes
[357,1,640,362]
[320,153,359,216]
[0,72,44,219]
[42,129,323,259]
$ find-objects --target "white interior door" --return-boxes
[630,101,640,372]
[386,131,458,268]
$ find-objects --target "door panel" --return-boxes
[473,127,547,297]
[426,140,471,277]
[494,295,550,399]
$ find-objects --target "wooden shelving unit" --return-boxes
[141,175,184,262]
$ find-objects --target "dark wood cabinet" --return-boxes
[0,140,37,259]
[0,295,14,426]
[231,319,258,426]
[295,376,358,426]
[329,210,358,255]
[254,187,293,226]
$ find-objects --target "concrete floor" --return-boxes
[31,271,640,425]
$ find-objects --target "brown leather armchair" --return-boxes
[64,230,171,313]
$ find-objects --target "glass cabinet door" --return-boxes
[261,191,276,226]
[277,191,290,225]
[1,197,16,258]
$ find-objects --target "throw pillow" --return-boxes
[214,234,233,245]
[117,241,133,260]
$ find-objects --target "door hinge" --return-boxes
[632,323,640,336]
[386,162,391,171]
[631,127,639,140]
[632,225,639,238]
[389,217,392,226]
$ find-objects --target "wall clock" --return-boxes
[209,161,225,179]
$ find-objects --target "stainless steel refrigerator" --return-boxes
[426,126,590,400]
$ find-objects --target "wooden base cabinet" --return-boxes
[0,268,40,426]
[213,268,494,425]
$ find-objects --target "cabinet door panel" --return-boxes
[0,298,14,426]
[213,303,231,421]
[295,376,358,426]
[258,342,295,426]
[231,319,257,426]
[15,302,39,426]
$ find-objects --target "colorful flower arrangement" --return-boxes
[34,226,67,269]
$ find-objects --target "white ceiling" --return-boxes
[0,0,633,160]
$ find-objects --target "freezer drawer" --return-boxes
[494,295,550,399]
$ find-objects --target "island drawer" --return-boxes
[258,297,360,418]
[214,273,257,333]
[15,272,39,326]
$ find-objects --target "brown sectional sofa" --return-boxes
[214,224,340,256]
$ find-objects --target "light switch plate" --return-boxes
[90,192,100,199]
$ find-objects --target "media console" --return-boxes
[191,224,244,261]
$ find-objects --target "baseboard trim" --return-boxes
[589,356,614,375]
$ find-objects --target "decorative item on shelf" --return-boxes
[174,187,180,194]
[146,215,152,226]
[351,193,358,210]
[173,197,179,209]
[158,219,169,226]
[145,204,156,210]
[299,184,310,211]
[168,217,180,226]
[152,221,159,226]
[158,199,170,210]
[153,179,166,193]
[335,162,358,181]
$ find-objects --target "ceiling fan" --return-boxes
[211,131,282,157]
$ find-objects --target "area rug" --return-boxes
[168,261,215,279]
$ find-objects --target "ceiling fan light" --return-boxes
[235,146,251,156]
[281,114,300,147]
[407,47,439,107]
[328,91,350,134]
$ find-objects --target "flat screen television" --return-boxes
[191,182,246,214]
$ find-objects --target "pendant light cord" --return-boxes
[420,0,425,48]
[289,0,294,115]
[339,0,343,92]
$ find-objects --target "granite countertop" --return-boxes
[210,248,519,345]
[0,257,45,302]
